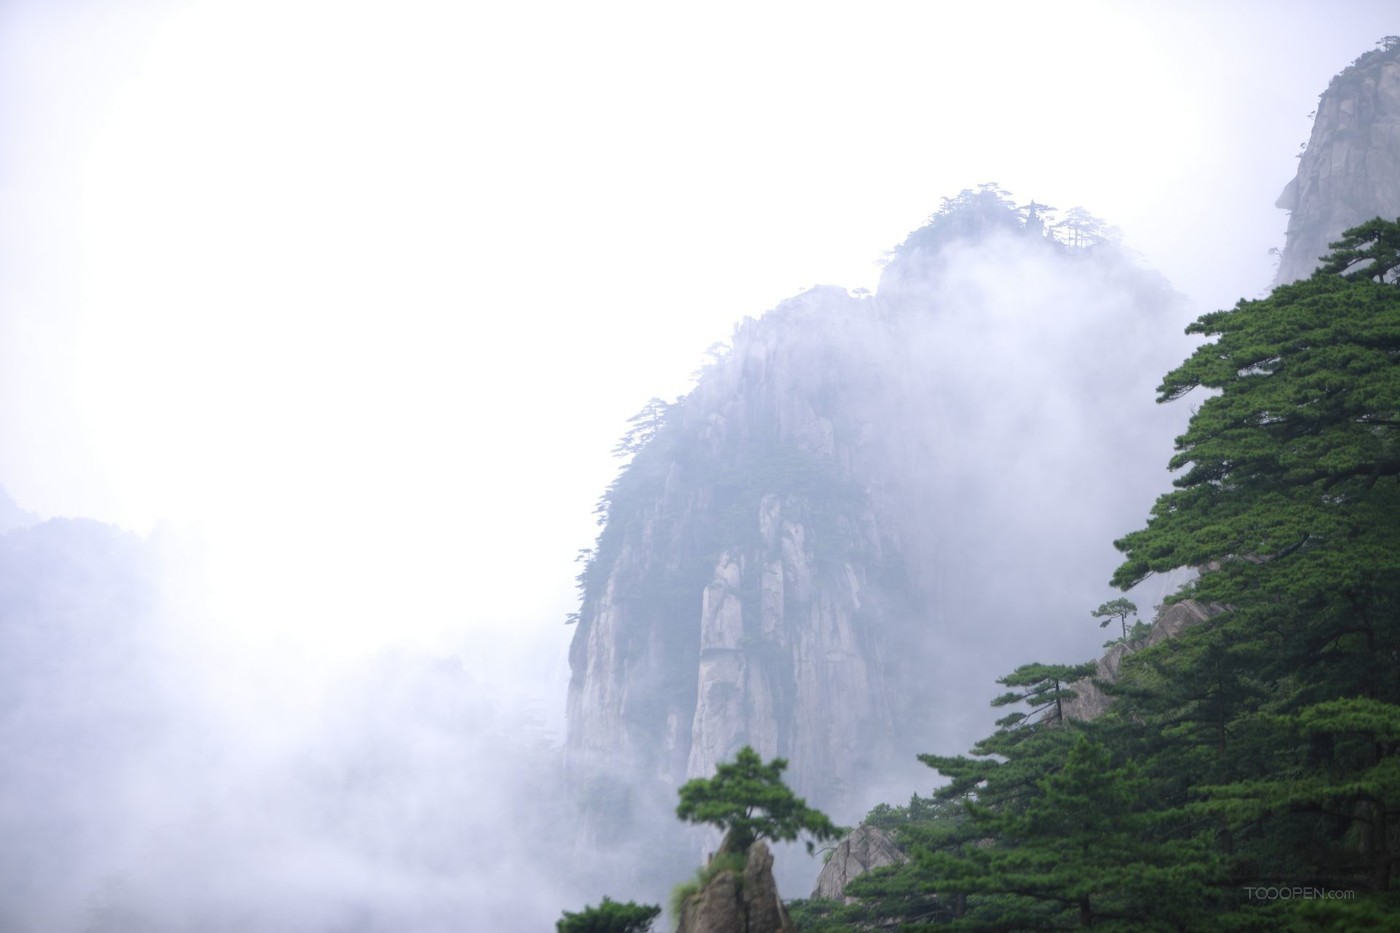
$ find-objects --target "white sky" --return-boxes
[1,1,1395,678]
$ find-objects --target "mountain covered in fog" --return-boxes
[0,504,578,932]
[566,187,1193,845]
[1276,38,1400,285]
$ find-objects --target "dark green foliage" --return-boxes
[926,736,1225,930]
[1319,217,1400,284]
[788,886,949,931]
[832,691,1225,929]
[989,660,1098,729]
[817,220,1400,928]
[1109,220,1400,900]
[1092,597,1139,643]
[919,664,1088,817]
[556,896,660,933]
[675,746,841,854]
[803,795,968,928]
[1112,260,1400,595]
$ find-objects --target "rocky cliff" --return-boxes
[566,188,1191,845]
[1275,40,1400,285]
[566,283,907,829]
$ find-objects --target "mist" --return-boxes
[881,221,1196,755]
[2,1,1398,928]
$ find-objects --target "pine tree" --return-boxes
[675,746,841,854]
[1112,220,1400,901]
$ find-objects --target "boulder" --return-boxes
[811,825,908,901]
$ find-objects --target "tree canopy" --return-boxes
[1114,224,1400,593]
[1318,215,1400,283]
[675,745,841,854]
[1091,597,1139,642]
[989,660,1097,729]
[556,897,660,933]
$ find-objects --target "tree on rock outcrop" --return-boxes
[1091,597,1139,643]
[990,660,1097,728]
[676,746,841,855]
[611,397,672,459]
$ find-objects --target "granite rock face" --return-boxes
[678,842,796,933]
[811,825,908,902]
[1276,43,1400,285]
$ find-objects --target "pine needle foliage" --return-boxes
[816,219,1400,928]
[675,746,841,855]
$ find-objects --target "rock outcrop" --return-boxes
[1062,598,1219,722]
[1275,41,1400,285]
[810,825,908,902]
[678,842,796,933]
